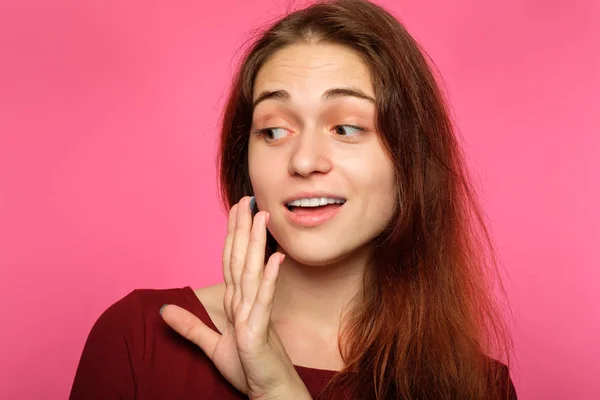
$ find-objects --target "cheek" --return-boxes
[248,157,268,198]
[357,155,397,220]
[372,174,397,214]
[248,143,268,186]
[248,146,287,205]
[343,145,396,192]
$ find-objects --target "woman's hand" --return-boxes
[160,196,312,400]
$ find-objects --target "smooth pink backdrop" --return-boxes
[0,0,598,399]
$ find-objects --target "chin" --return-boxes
[284,252,343,267]
[277,237,369,267]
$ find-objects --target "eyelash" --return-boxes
[253,125,366,141]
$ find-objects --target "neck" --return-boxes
[270,245,369,337]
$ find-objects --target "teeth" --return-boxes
[287,197,346,207]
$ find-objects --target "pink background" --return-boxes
[1,0,598,398]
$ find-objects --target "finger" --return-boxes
[230,196,254,315]
[222,204,238,321]
[247,252,284,337]
[239,211,269,319]
[160,304,220,360]
[222,204,239,288]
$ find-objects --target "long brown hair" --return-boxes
[217,0,514,398]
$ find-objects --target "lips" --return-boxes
[283,201,344,227]
[281,192,347,227]
[291,203,342,214]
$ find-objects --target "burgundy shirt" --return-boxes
[69,286,337,399]
[69,286,517,399]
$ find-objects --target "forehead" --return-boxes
[253,42,374,100]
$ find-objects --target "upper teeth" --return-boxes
[287,197,346,207]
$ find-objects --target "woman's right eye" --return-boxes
[255,127,289,142]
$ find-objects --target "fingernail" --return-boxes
[249,196,256,212]
[159,304,168,315]
[265,212,270,225]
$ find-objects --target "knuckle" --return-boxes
[241,264,254,276]
[182,321,199,341]
[229,249,244,266]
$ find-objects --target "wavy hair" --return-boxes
[217,0,514,398]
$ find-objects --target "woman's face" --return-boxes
[248,42,397,266]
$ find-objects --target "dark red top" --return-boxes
[69,286,337,399]
[69,286,517,399]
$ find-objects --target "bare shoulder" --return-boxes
[193,282,227,333]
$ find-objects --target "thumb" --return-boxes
[160,304,220,359]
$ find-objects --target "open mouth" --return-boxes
[285,197,346,213]
[283,197,346,227]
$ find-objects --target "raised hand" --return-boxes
[160,196,312,400]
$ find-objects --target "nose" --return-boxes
[288,128,332,177]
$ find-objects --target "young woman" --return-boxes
[69,0,516,399]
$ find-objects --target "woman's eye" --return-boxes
[334,125,365,137]
[256,127,289,142]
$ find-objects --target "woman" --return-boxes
[70,0,516,399]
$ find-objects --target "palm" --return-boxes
[210,321,247,392]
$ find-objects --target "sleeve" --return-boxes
[69,290,146,400]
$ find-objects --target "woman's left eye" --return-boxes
[333,125,365,137]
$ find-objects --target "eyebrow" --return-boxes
[252,87,376,109]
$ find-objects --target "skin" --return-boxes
[248,42,397,355]
[161,42,398,397]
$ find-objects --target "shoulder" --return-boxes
[85,286,200,345]
[98,287,196,322]
[72,286,240,399]
[84,285,223,346]
[91,284,227,337]
[72,287,203,398]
